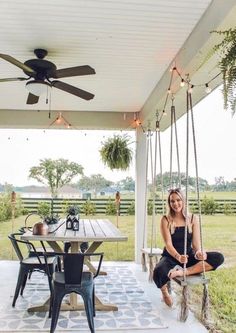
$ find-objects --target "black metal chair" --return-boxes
[8,233,57,307]
[18,226,55,258]
[44,251,103,333]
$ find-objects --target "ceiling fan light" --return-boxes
[26,80,51,96]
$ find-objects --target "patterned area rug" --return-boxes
[0,265,167,331]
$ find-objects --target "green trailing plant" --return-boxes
[100,134,133,170]
[212,28,236,115]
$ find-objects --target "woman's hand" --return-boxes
[194,250,207,261]
[177,254,188,264]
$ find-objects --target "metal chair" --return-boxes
[8,233,57,307]
[44,251,103,333]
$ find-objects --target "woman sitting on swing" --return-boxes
[153,188,224,307]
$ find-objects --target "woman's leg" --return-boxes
[169,261,213,279]
[160,284,173,307]
[153,257,177,307]
[168,251,224,279]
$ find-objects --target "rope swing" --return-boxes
[141,117,163,281]
[171,87,209,323]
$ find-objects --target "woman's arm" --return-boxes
[160,216,187,263]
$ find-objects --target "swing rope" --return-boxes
[169,95,181,189]
[178,88,209,322]
[142,129,151,250]
[179,89,191,322]
[150,120,159,253]
[189,92,209,323]
[141,118,163,281]
[157,121,165,215]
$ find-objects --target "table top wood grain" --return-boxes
[21,218,128,243]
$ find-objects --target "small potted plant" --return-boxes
[100,134,133,170]
[212,28,236,115]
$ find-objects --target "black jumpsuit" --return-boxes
[153,218,224,289]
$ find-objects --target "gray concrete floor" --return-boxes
[0,260,208,333]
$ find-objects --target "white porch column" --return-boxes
[135,127,147,263]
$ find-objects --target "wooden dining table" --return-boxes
[21,218,128,312]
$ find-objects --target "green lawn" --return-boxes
[0,213,235,332]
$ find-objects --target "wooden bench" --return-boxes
[141,247,163,281]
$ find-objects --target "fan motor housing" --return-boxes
[23,59,57,79]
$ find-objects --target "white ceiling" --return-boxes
[0,0,236,130]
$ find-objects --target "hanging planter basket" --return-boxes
[100,134,133,170]
[212,28,236,115]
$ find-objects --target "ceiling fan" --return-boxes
[0,48,95,104]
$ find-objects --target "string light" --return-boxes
[205,83,212,94]
[49,112,72,128]
[188,84,194,93]
[180,78,185,87]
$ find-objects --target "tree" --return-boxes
[155,172,209,191]
[29,158,84,197]
[214,176,227,191]
[78,174,113,197]
[116,177,135,191]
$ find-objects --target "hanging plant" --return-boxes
[212,28,236,115]
[100,134,133,170]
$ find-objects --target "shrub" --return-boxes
[82,200,96,215]
[105,199,117,215]
[37,201,51,218]
[0,192,22,221]
[127,201,135,215]
[21,208,29,215]
[190,202,199,214]
[201,196,218,215]
[223,203,233,216]
[147,200,159,215]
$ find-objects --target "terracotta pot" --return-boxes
[33,221,49,235]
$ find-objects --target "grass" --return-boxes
[0,213,235,332]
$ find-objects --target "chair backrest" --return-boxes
[8,233,41,263]
[64,253,85,284]
[44,252,104,285]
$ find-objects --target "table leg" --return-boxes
[86,241,107,275]
[28,240,117,312]
[27,298,50,313]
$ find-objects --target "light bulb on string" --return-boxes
[162,109,167,116]
[180,78,185,87]
[188,84,194,93]
[205,83,212,94]
[167,87,171,94]
[55,113,63,124]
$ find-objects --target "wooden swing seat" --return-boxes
[173,274,209,287]
[141,247,162,272]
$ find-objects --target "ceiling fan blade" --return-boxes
[0,77,28,82]
[0,53,35,74]
[51,80,94,100]
[51,65,96,79]
[26,93,39,104]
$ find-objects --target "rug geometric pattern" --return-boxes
[0,265,167,331]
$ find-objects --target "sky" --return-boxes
[0,86,236,187]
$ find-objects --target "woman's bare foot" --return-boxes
[161,285,173,307]
[168,265,185,279]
